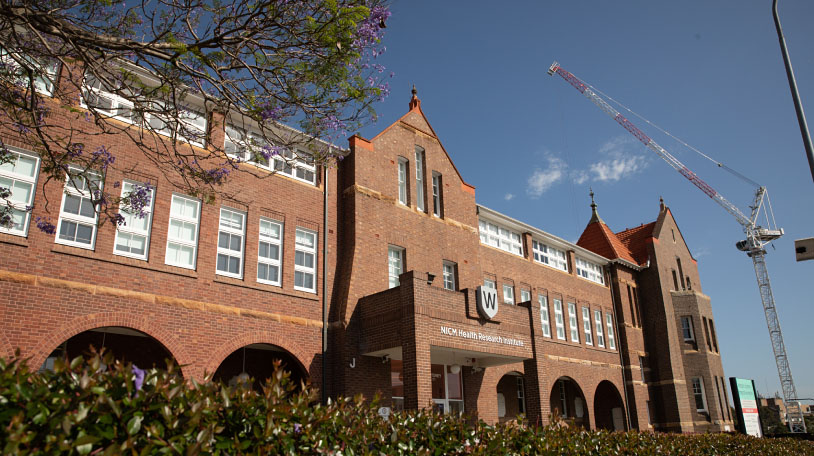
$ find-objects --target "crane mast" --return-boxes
[548,61,806,433]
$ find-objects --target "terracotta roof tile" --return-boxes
[615,222,656,265]
[577,221,638,265]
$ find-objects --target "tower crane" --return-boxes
[548,61,806,433]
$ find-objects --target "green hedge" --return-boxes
[1,354,812,455]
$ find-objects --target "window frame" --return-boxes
[575,257,604,284]
[431,171,442,217]
[554,298,566,340]
[415,146,425,212]
[520,288,531,303]
[692,377,708,413]
[479,219,523,256]
[113,180,154,260]
[215,207,246,279]
[294,227,317,293]
[0,147,40,237]
[606,313,617,350]
[81,71,208,148]
[388,245,404,289]
[567,302,580,343]
[681,316,695,341]
[442,261,456,291]
[581,306,593,346]
[532,240,568,272]
[164,194,201,269]
[397,157,408,205]
[257,217,283,287]
[55,168,102,250]
[0,47,60,96]
[503,284,515,306]
[539,295,551,338]
[594,309,605,348]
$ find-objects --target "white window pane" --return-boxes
[260,220,281,239]
[13,155,36,178]
[296,251,314,268]
[296,230,315,248]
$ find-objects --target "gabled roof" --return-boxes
[369,87,475,192]
[577,220,639,265]
[616,222,656,266]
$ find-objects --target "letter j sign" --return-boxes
[477,285,499,320]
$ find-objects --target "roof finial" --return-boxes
[409,84,421,111]
[589,187,604,224]
[659,196,665,211]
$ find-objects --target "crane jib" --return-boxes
[557,69,587,93]
[679,167,718,198]
[614,114,651,145]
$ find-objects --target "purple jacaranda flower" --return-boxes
[132,365,145,391]
[293,423,302,434]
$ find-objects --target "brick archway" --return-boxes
[31,312,192,378]
[204,331,313,381]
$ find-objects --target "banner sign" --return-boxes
[729,377,762,437]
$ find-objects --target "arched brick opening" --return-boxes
[205,331,313,390]
[32,312,191,378]
[594,380,626,431]
[549,376,589,428]
[496,371,526,423]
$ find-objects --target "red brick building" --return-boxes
[0,66,732,432]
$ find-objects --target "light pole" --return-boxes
[773,0,814,184]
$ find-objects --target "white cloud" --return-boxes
[526,156,567,198]
[588,135,649,182]
[504,193,515,201]
[571,170,589,185]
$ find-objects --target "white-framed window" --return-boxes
[82,71,207,148]
[275,148,317,185]
[0,148,39,236]
[113,181,154,259]
[567,302,579,343]
[224,125,317,185]
[0,47,59,96]
[479,219,523,256]
[539,295,551,338]
[432,172,442,217]
[516,377,525,414]
[294,228,317,292]
[681,316,695,341]
[165,194,200,269]
[520,288,531,303]
[575,257,604,284]
[606,313,616,350]
[554,298,565,340]
[388,245,404,289]
[582,307,593,346]
[692,377,707,412]
[216,208,245,278]
[503,284,515,305]
[415,147,425,212]
[397,157,408,205]
[594,310,605,348]
[532,240,568,272]
[257,218,283,286]
[56,169,102,249]
[442,261,456,291]
[484,278,496,293]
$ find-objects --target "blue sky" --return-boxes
[359,1,814,401]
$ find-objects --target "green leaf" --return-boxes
[127,415,143,435]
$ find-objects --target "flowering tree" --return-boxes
[0,0,390,231]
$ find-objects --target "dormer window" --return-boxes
[575,257,604,284]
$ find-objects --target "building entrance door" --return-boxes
[431,363,464,414]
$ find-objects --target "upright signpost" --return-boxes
[730,378,763,437]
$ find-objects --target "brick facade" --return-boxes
[0,69,732,432]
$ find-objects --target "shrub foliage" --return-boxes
[1,354,812,455]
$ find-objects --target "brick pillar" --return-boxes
[524,287,549,426]
[399,271,433,410]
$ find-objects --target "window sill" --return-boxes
[51,244,198,278]
[213,275,319,301]
[0,232,29,247]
